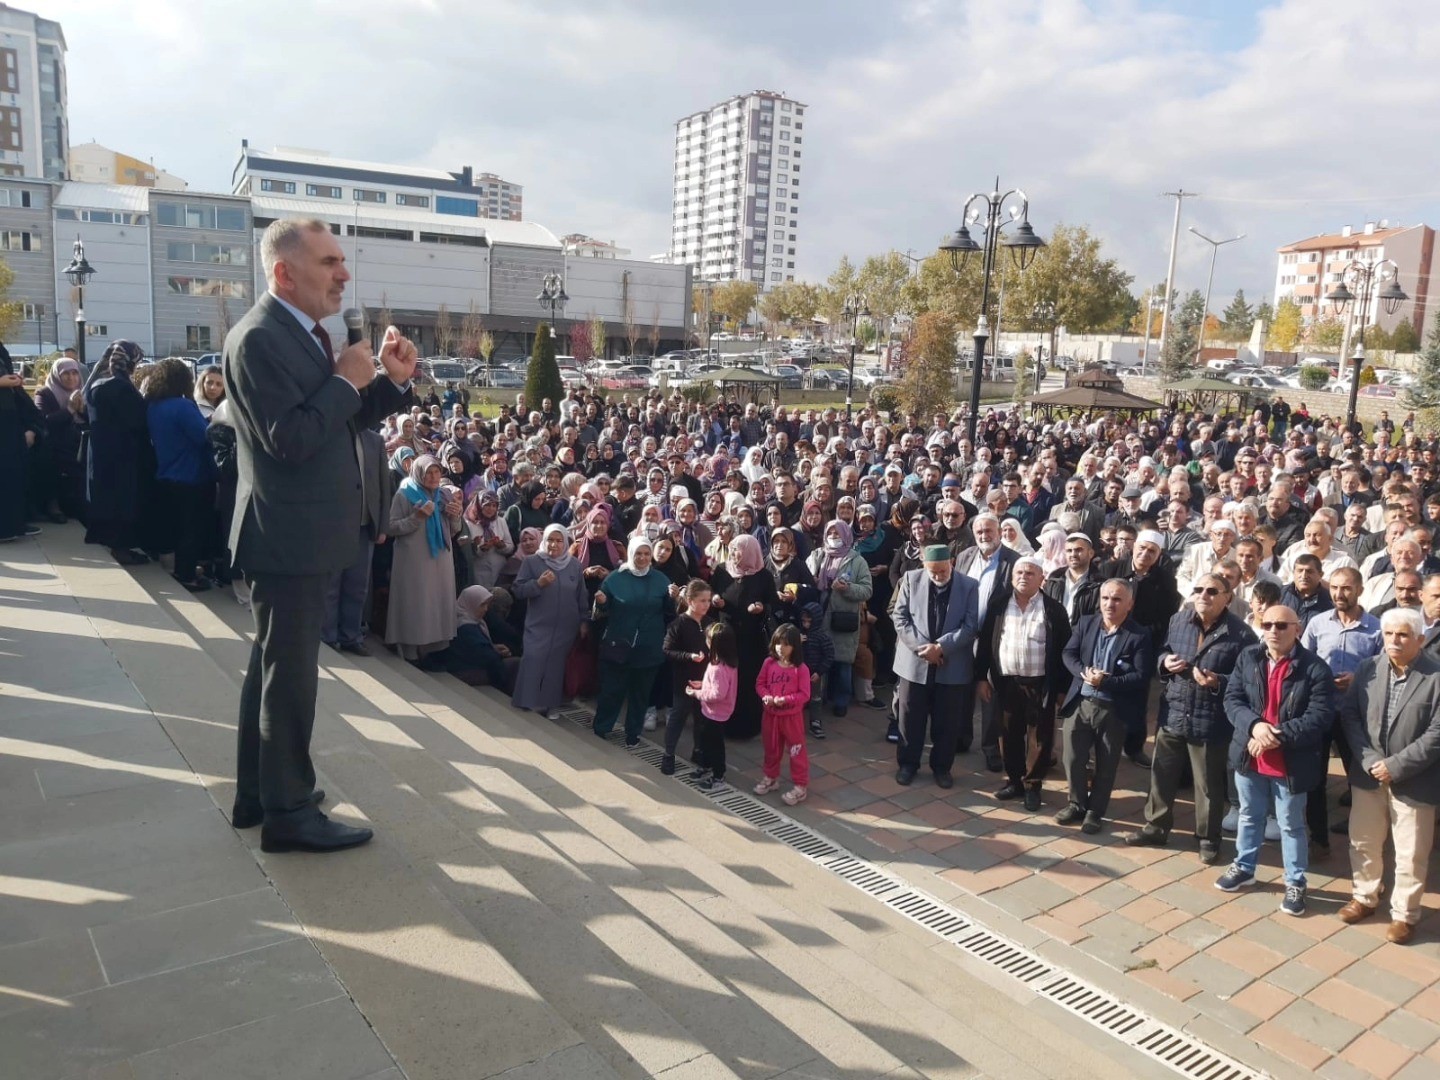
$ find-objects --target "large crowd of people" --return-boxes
[7,333,1440,938]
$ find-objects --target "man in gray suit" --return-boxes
[225,218,416,853]
[1338,607,1440,944]
[892,544,981,788]
[321,428,392,656]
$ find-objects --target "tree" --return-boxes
[459,300,484,360]
[1003,224,1134,338]
[372,292,394,347]
[1221,290,1255,339]
[588,315,607,362]
[525,323,562,411]
[647,303,661,356]
[898,311,958,419]
[691,285,713,346]
[1392,320,1420,354]
[1307,315,1345,349]
[757,285,790,335]
[819,256,860,334]
[1252,300,1274,332]
[1129,284,1171,336]
[1159,289,1205,379]
[569,320,594,366]
[788,281,822,328]
[1405,310,1440,419]
[1267,299,1303,351]
[1011,348,1034,407]
[622,297,639,358]
[476,329,496,367]
[857,251,912,344]
[1299,365,1330,391]
[435,303,457,357]
[712,280,759,333]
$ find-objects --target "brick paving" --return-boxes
[718,701,1440,1078]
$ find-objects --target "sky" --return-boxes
[50,0,1440,313]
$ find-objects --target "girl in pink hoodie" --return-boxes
[687,622,738,792]
[754,623,812,805]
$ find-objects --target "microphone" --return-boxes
[342,308,364,347]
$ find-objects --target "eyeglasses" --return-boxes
[1260,621,1296,630]
[1191,587,1223,597]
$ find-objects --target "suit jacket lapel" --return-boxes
[261,293,333,380]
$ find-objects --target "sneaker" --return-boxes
[808,719,827,740]
[699,775,727,792]
[1264,817,1281,842]
[885,720,900,744]
[1214,865,1256,892]
[1280,883,1306,917]
[624,735,640,748]
[642,709,658,732]
[781,786,808,806]
[687,766,710,781]
[862,698,886,709]
[660,755,675,776]
[753,776,780,795]
[1221,807,1238,833]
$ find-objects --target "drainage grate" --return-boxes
[556,702,1263,1080]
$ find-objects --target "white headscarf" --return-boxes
[625,535,653,577]
[540,524,573,572]
[741,447,768,483]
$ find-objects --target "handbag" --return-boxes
[564,638,598,698]
[599,629,638,665]
[828,609,860,634]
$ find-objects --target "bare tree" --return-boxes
[215,293,234,349]
[435,302,457,357]
[647,302,661,357]
[374,292,394,349]
[459,299,483,360]
[589,315,606,362]
[623,297,640,359]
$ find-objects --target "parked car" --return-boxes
[474,368,525,389]
[419,358,469,385]
[771,364,804,389]
[195,352,222,369]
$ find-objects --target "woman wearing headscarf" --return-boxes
[709,533,775,739]
[572,505,624,599]
[385,454,464,661]
[511,524,588,715]
[461,489,514,588]
[797,499,826,557]
[388,445,417,485]
[999,517,1035,556]
[81,340,153,565]
[0,341,43,541]
[766,525,818,631]
[854,501,900,688]
[591,535,674,744]
[504,479,550,539]
[806,519,874,717]
[740,446,768,485]
[422,585,517,691]
[33,356,85,522]
[1035,521,1069,575]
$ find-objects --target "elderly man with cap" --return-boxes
[1105,528,1179,766]
[892,543,981,788]
[975,557,1072,811]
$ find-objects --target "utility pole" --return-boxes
[1158,190,1199,367]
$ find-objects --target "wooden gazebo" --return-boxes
[1163,375,1270,414]
[1028,367,1161,420]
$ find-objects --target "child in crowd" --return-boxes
[798,602,834,741]
[662,580,712,775]
[687,621,738,792]
[754,623,812,806]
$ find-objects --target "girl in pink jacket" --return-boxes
[687,622,738,792]
[754,623,812,805]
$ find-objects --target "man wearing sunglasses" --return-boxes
[1129,574,1255,863]
[1218,605,1334,916]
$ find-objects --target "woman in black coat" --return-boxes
[81,341,153,565]
[764,525,818,631]
[709,534,775,740]
[0,343,44,542]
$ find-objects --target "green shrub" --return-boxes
[524,324,563,413]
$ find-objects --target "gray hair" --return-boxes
[260,217,331,283]
[972,512,1000,530]
[1380,607,1424,637]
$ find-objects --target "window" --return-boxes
[167,277,249,299]
[186,326,213,351]
[771,273,782,281]
[774,202,786,212]
[771,258,784,268]
[0,189,30,207]
[787,248,795,255]
[436,196,478,217]
[772,229,785,239]
[306,184,342,199]
[789,234,796,241]
[787,262,794,269]
[353,189,386,203]
[166,241,250,265]
[0,230,39,251]
[781,101,792,112]
[418,231,484,247]
[0,48,14,92]
[345,225,412,241]
[396,194,430,208]
[792,152,800,159]
[260,179,296,194]
[156,203,247,231]
[794,137,802,144]
[86,324,109,336]
[778,146,789,155]
[20,302,43,320]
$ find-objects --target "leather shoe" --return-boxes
[339,641,370,657]
[1023,787,1042,812]
[933,771,954,790]
[895,766,917,786]
[984,750,1004,773]
[260,813,373,854]
[1125,828,1168,848]
[1387,920,1416,945]
[995,782,1024,800]
[231,789,325,829]
[1128,751,1153,769]
[1337,898,1378,924]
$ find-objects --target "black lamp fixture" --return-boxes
[536,270,568,339]
[1323,254,1408,430]
[61,235,96,365]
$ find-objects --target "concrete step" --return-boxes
[54,529,1154,1080]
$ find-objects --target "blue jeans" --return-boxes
[1234,770,1308,885]
[827,661,853,710]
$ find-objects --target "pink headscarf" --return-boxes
[726,534,765,578]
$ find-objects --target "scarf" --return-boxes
[45,358,81,405]
[817,519,855,590]
[389,446,417,475]
[576,506,622,567]
[853,505,884,557]
[455,585,493,633]
[400,455,449,559]
[624,534,653,576]
[726,534,765,578]
[465,490,501,539]
[540,524,574,572]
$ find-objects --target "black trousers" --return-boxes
[235,572,327,823]
[996,676,1054,787]
[697,714,727,779]
[157,479,213,584]
[897,676,968,775]
[1145,727,1228,844]
[1305,717,1353,839]
[955,678,1001,755]
[664,690,702,760]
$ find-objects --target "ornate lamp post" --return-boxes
[536,271,568,340]
[842,292,869,423]
[1324,256,1407,431]
[61,236,96,365]
[939,181,1045,445]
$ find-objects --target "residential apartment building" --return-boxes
[0,4,67,180]
[1274,221,1437,336]
[670,89,807,289]
[232,143,523,222]
[562,233,630,259]
[0,175,689,362]
[69,141,186,190]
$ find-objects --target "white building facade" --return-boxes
[670,89,807,289]
[0,4,66,181]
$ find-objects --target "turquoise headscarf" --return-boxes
[399,455,448,558]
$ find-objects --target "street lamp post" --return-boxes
[61,235,96,366]
[1140,294,1165,376]
[536,270,568,344]
[1188,227,1244,365]
[1031,298,1057,387]
[1325,256,1408,431]
[842,292,869,424]
[939,180,1045,445]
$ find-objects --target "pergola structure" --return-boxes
[1161,374,1271,415]
[1026,365,1162,421]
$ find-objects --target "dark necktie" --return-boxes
[312,322,334,366]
